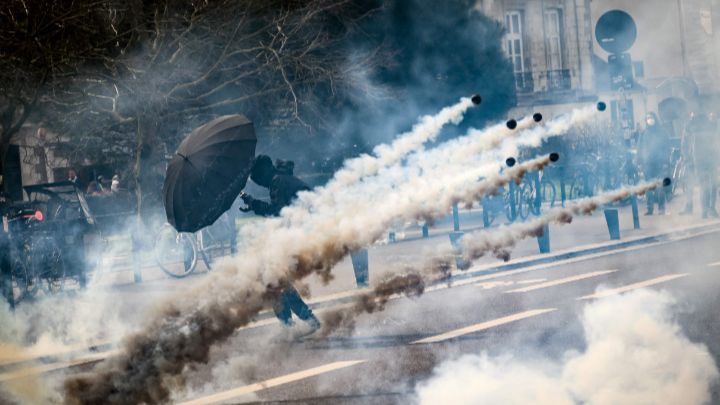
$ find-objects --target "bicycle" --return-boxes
[6,208,66,297]
[153,215,236,278]
[517,171,557,219]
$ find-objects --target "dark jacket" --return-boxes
[638,123,672,174]
[685,116,720,169]
[250,174,309,217]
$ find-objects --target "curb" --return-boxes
[310,220,720,311]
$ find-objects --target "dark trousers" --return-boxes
[273,286,315,325]
[645,169,666,213]
[699,165,718,215]
[0,239,14,311]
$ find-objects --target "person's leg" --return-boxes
[273,290,293,326]
[658,183,667,214]
[682,173,695,214]
[644,171,655,214]
[645,189,655,215]
[0,242,14,311]
[699,171,711,218]
[284,286,320,328]
[709,167,719,216]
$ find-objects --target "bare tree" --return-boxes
[0,0,125,184]
[39,0,385,216]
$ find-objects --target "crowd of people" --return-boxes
[636,108,719,218]
[67,169,124,197]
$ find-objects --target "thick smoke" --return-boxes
[61,103,596,403]
[414,289,720,405]
[318,182,663,337]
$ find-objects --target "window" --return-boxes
[505,11,531,92]
[544,9,563,71]
[505,11,525,74]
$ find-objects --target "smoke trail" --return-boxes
[310,97,475,195]
[62,105,594,403]
[460,181,663,263]
[288,106,595,227]
[61,153,557,404]
[318,182,662,337]
[415,289,719,405]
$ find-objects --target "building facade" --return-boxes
[590,0,720,137]
[477,0,597,116]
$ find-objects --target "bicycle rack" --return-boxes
[536,224,551,253]
[350,249,369,288]
[604,208,621,240]
[630,196,641,229]
[448,231,470,270]
[452,205,460,232]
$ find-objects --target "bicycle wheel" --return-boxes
[12,244,38,301]
[481,199,497,227]
[154,225,197,278]
[517,183,534,220]
[11,257,32,303]
[504,188,519,222]
[32,237,66,294]
[540,179,557,208]
[198,229,215,271]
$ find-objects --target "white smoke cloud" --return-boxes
[60,102,599,403]
[415,289,719,405]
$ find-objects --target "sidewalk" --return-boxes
[94,195,720,303]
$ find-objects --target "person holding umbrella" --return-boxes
[240,155,321,334]
[163,115,319,336]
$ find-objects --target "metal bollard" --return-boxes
[630,195,640,229]
[448,231,470,270]
[422,224,429,238]
[131,230,143,283]
[388,231,396,243]
[350,249,369,288]
[536,223,551,253]
[452,204,460,232]
[604,208,621,240]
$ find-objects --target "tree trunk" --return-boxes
[134,108,163,227]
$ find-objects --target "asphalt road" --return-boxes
[169,230,720,404]
[3,227,720,404]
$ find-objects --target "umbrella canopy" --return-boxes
[164,115,257,232]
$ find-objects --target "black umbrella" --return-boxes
[164,115,257,232]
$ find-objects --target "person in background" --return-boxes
[87,175,109,196]
[680,112,697,215]
[68,169,78,184]
[637,112,672,215]
[240,155,321,335]
[0,182,13,310]
[111,174,121,193]
[683,109,720,218]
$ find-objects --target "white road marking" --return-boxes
[578,273,690,300]
[410,308,557,344]
[707,261,720,267]
[0,350,119,382]
[176,360,366,405]
[516,278,547,284]
[505,270,617,293]
[11,227,717,370]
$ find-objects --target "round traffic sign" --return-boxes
[595,10,637,54]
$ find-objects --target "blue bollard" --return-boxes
[604,208,621,240]
[388,231,396,243]
[449,231,470,270]
[536,223,551,253]
[452,205,460,232]
[422,224,429,238]
[350,249,369,288]
[630,195,640,229]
